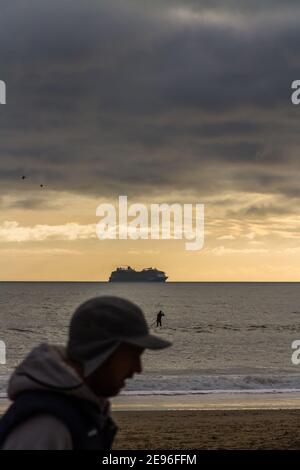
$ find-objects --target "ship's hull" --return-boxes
[109,276,167,282]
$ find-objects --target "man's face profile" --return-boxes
[85,343,144,397]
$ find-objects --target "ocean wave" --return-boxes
[122,388,300,396]
[123,373,300,394]
[2,372,300,398]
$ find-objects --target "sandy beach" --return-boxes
[112,409,300,450]
[2,393,300,450]
[111,393,300,449]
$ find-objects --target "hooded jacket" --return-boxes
[0,343,117,450]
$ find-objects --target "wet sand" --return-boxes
[112,409,300,449]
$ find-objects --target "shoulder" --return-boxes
[1,413,73,450]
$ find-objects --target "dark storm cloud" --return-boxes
[226,202,296,219]
[0,196,59,210]
[1,0,300,203]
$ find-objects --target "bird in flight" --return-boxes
[21,175,46,189]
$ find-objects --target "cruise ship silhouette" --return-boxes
[109,266,168,282]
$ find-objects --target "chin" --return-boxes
[95,380,125,398]
[104,388,120,398]
[106,384,124,397]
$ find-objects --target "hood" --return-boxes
[8,343,108,411]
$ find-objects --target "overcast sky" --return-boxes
[1,0,300,280]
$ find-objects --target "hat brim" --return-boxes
[124,333,172,350]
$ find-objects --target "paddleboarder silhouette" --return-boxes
[156,310,165,328]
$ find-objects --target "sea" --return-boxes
[1,282,300,400]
